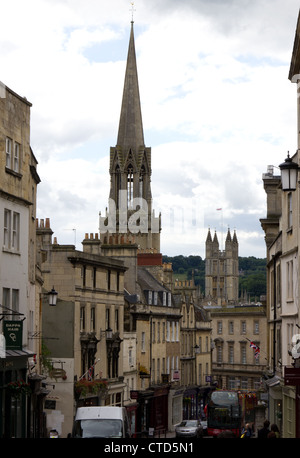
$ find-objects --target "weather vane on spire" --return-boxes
[130,2,136,22]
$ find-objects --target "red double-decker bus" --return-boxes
[206,390,241,437]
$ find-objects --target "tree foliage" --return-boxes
[162,255,266,299]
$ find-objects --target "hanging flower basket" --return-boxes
[7,380,32,399]
[139,365,150,377]
[74,379,108,399]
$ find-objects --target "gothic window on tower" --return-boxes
[139,165,145,198]
[127,164,134,208]
[115,165,121,208]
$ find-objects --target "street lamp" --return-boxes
[194,344,200,355]
[279,151,300,191]
[48,287,58,306]
[105,327,113,340]
[99,327,113,341]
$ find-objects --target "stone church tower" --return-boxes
[100,22,161,252]
[205,228,239,305]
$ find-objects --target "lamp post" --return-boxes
[105,328,122,379]
[279,151,299,191]
[48,287,58,306]
[279,150,300,437]
[105,327,113,340]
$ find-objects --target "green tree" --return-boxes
[162,254,266,298]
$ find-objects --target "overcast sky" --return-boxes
[1,0,299,258]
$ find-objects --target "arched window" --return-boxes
[127,164,134,208]
[139,165,145,198]
[115,165,121,208]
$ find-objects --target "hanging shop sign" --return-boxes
[3,321,23,350]
[284,366,300,386]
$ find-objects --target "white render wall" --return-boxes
[0,198,30,347]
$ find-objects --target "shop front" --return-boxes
[136,390,153,436]
[169,388,183,430]
[183,386,200,420]
[149,386,169,433]
[0,349,34,438]
[135,385,170,436]
[126,400,138,437]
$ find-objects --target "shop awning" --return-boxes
[265,375,281,387]
[5,349,35,358]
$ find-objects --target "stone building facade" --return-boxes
[210,305,267,392]
[259,10,300,438]
[37,221,127,437]
[202,226,268,427]
[0,83,41,437]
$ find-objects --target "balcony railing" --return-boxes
[212,361,266,373]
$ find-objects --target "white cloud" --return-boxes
[1,0,299,258]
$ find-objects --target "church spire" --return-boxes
[117,22,144,152]
[101,22,161,253]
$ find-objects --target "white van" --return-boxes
[72,406,131,438]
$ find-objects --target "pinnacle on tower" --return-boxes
[206,228,212,243]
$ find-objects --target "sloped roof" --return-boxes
[137,267,170,293]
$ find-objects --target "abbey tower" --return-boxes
[205,228,239,305]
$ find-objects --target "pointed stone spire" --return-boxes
[213,231,219,246]
[117,22,144,152]
[232,229,238,243]
[226,228,232,243]
[206,228,212,242]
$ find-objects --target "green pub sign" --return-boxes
[3,321,23,350]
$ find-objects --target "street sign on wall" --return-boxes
[172,370,180,381]
[284,366,300,386]
[3,321,23,350]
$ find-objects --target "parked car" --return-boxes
[201,419,207,436]
[175,419,203,438]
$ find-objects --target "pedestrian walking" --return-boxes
[240,423,252,438]
[270,424,280,438]
[257,420,270,438]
